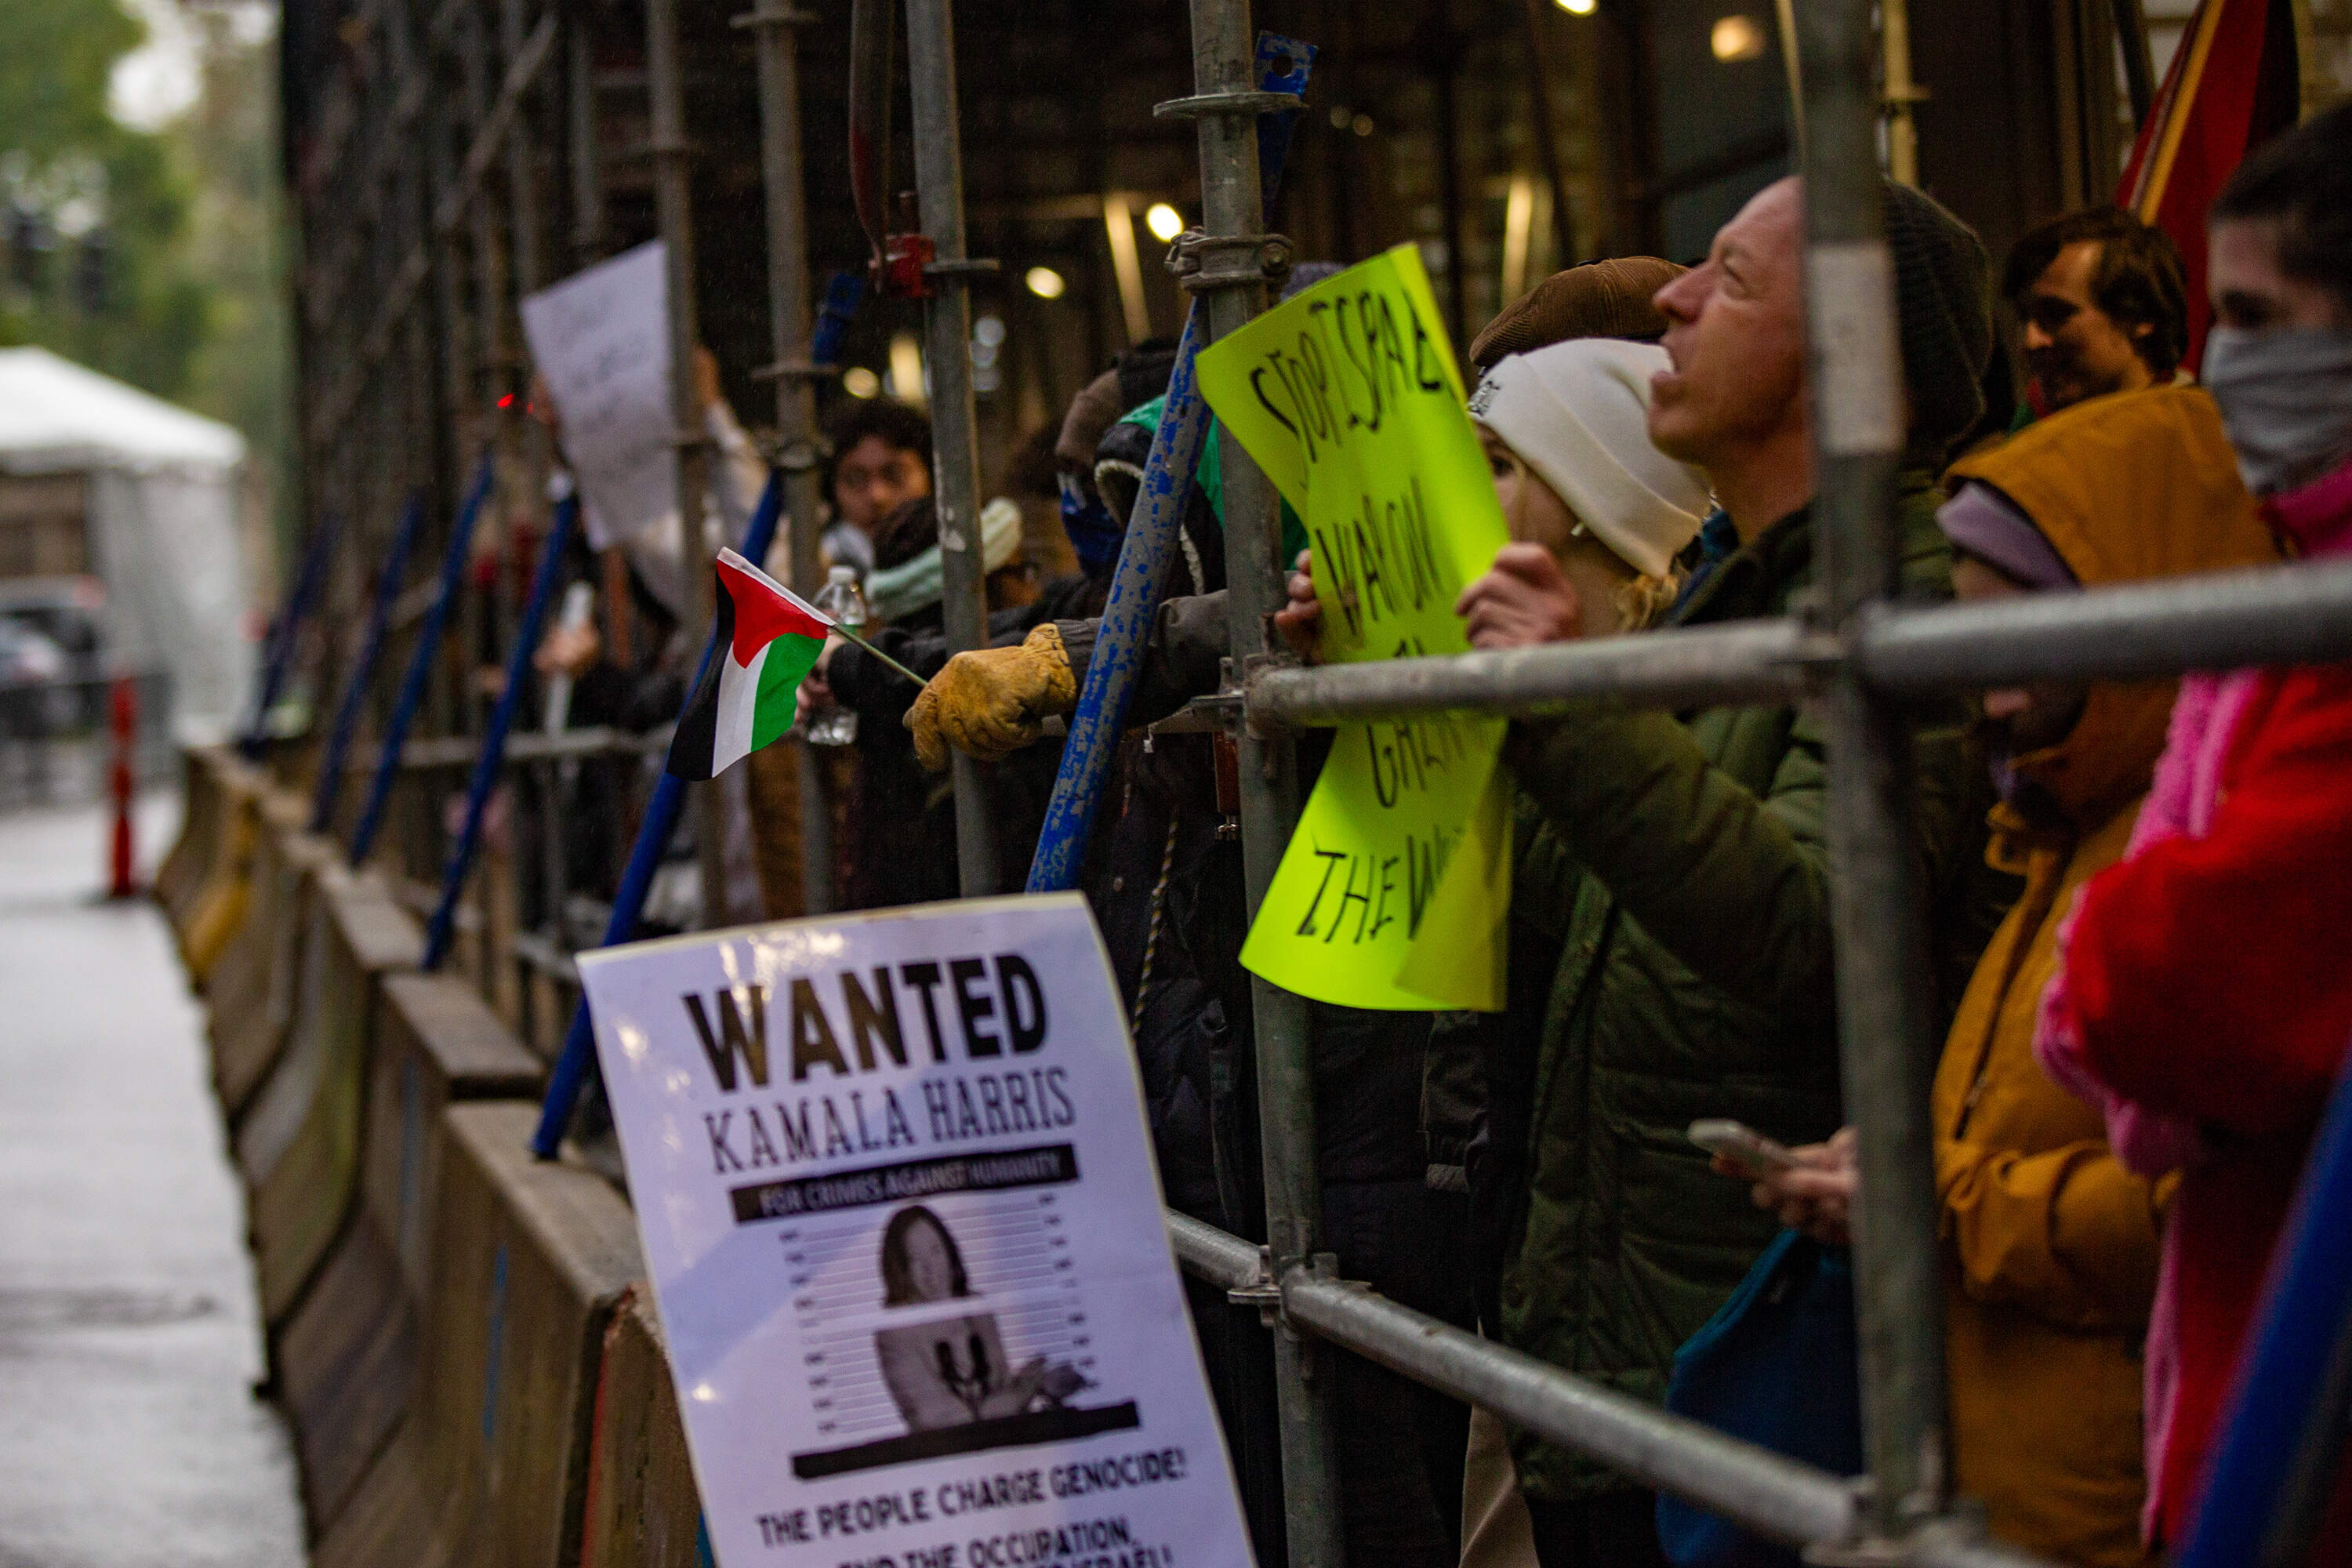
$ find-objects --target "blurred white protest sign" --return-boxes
[579,893,1255,1568]
[521,240,674,550]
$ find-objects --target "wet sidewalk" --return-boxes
[0,798,305,1567]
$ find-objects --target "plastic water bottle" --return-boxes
[804,565,867,746]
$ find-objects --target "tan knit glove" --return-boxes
[905,622,1077,771]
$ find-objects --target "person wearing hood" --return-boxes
[2024,103,2352,1557]
[1735,382,2278,1565]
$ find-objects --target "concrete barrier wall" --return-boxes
[276,972,543,1531]
[364,975,546,1293]
[579,1289,706,1568]
[161,739,720,1566]
[157,744,228,924]
[241,866,424,1327]
[278,1197,415,1530]
[201,790,306,1030]
[178,756,266,983]
[314,1102,643,1568]
[208,798,335,1120]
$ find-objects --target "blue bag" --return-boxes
[1655,1230,1864,1567]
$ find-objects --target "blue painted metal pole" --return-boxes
[812,270,865,367]
[2172,1040,2352,1568]
[241,506,343,758]
[347,457,495,867]
[311,493,428,833]
[422,492,581,971]
[1024,34,1309,894]
[530,469,783,1160]
[1025,305,1208,892]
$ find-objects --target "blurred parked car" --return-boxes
[0,617,74,737]
[0,576,106,729]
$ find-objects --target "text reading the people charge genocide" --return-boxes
[753,1457,1195,1561]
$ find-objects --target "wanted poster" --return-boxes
[578,893,1257,1568]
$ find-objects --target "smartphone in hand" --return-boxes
[1687,1118,1799,1180]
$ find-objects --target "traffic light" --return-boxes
[73,229,108,312]
[5,205,47,292]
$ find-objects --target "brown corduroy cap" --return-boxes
[1468,256,1687,376]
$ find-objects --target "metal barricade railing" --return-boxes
[1143,2,2352,1566]
[262,0,2352,1563]
[371,720,670,1054]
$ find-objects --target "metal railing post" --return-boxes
[423,493,580,971]
[501,0,548,303]
[1181,2,1340,1563]
[1795,0,1951,1535]
[902,0,1000,898]
[423,7,474,541]
[742,0,835,916]
[564,2,605,266]
[644,0,726,924]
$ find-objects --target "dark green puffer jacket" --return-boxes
[1474,472,1973,1501]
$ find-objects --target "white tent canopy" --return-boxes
[0,347,254,744]
[0,347,246,474]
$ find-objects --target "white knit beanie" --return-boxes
[1465,338,1711,579]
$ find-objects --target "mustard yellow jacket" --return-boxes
[1931,386,2276,1566]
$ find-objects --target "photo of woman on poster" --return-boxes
[873,1205,1087,1432]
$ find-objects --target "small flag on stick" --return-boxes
[666,550,837,781]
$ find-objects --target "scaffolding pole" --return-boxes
[1797,0,1952,1530]
[263,4,2352,1563]
[904,0,1001,898]
[742,0,836,916]
[644,0,726,925]
[1171,1,1340,1563]
[1244,561,2352,724]
[564,2,606,266]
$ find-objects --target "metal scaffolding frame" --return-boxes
[268,0,2352,1562]
[1150,1,2352,1566]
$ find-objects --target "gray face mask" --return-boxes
[2201,325,2352,496]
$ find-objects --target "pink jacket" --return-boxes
[2035,453,2352,1541]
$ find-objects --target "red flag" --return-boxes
[2117,0,2301,371]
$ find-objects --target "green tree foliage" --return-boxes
[169,10,292,524]
[0,0,212,401]
[1,0,291,554]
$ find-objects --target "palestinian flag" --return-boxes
[665,548,833,780]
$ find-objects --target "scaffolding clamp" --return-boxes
[1168,228,1293,296]
[1229,1248,1354,1345]
[1231,650,1302,742]
[728,5,819,28]
[1798,1493,1988,1567]
[1152,89,1305,121]
[1145,692,1242,738]
[751,359,841,383]
[757,434,824,475]
[924,257,1002,279]
[1227,1245,1282,1323]
[874,231,937,300]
